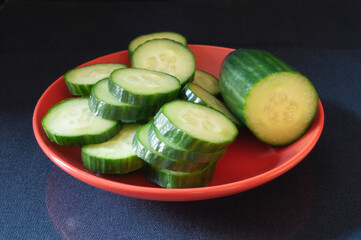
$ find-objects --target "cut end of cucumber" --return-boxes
[163,101,238,144]
[245,72,318,145]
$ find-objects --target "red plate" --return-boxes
[33,45,324,201]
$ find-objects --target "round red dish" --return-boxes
[33,45,324,201]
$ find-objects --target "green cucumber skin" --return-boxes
[88,88,160,121]
[149,123,224,163]
[143,161,216,189]
[219,49,318,145]
[153,106,232,153]
[81,151,143,174]
[179,83,207,105]
[108,71,181,106]
[64,82,93,97]
[219,49,297,124]
[43,122,121,146]
[132,124,209,173]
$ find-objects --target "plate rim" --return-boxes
[33,44,325,201]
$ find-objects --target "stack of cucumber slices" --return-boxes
[41,31,319,189]
[42,31,239,188]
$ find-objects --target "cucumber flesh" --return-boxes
[132,122,209,172]
[64,63,127,96]
[245,72,318,145]
[181,83,241,126]
[143,161,217,188]
[89,79,160,120]
[109,68,181,105]
[82,124,143,174]
[153,100,238,152]
[42,98,121,146]
[131,39,195,86]
[128,31,187,58]
[219,49,319,145]
[192,69,220,95]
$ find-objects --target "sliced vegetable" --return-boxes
[64,63,127,96]
[131,39,195,86]
[82,124,143,174]
[89,79,160,121]
[42,98,121,146]
[192,69,220,95]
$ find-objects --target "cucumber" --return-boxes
[64,63,127,96]
[82,124,143,174]
[153,100,238,152]
[108,68,181,105]
[219,49,319,146]
[133,122,209,172]
[89,79,160,121]
[180,83,242,126]
[128,31,187,59]
[148,123,225,163]
[42,98,121,146]
[131,39,195,86]
[143,161,217,188]
[192,69,220,95]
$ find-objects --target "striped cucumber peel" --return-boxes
[180,82,242,126]
[64,63,127,96]
[42,98,121,146]
[132,123,209,173]
[153,100,238,152]
[219,49,319,146]
[131,38,195,86]
[89,78,160,120]
[81,124,143,174]
[109,68,181,105]
[143,161,217,189]
[128,31,187,59]
[192,69,220,95]
[149,123,225,163]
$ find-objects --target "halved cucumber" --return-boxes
[131,39,195,86]
[89,79,160,121]
[109,68,181,105]
[219,49,319,145]
[180,83,242,126]
[192,69,220,95]
[64,63,127,96]
[42,98,121,146]
[82,124,143,174]
[133,122,209,173]
[148,123,225,163]
[153,100,238,152]
[128,31,187,59]
[143,161,217,189]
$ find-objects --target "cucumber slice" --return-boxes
[143,161,217,188]
[42,98,121,146]
[81,124,143,174]
[89,79,160,120]
[180,83,242,126]
[131,39,195,86]
[149,123,225,163]
[219,49,319,145]
[192,69,220,95]
[64,63,127,96]
[132,123,209,173]
[153,100,238,152]
[128,31,187,59]
[109,68,181,105]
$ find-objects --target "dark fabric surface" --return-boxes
[1,1,360,239]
